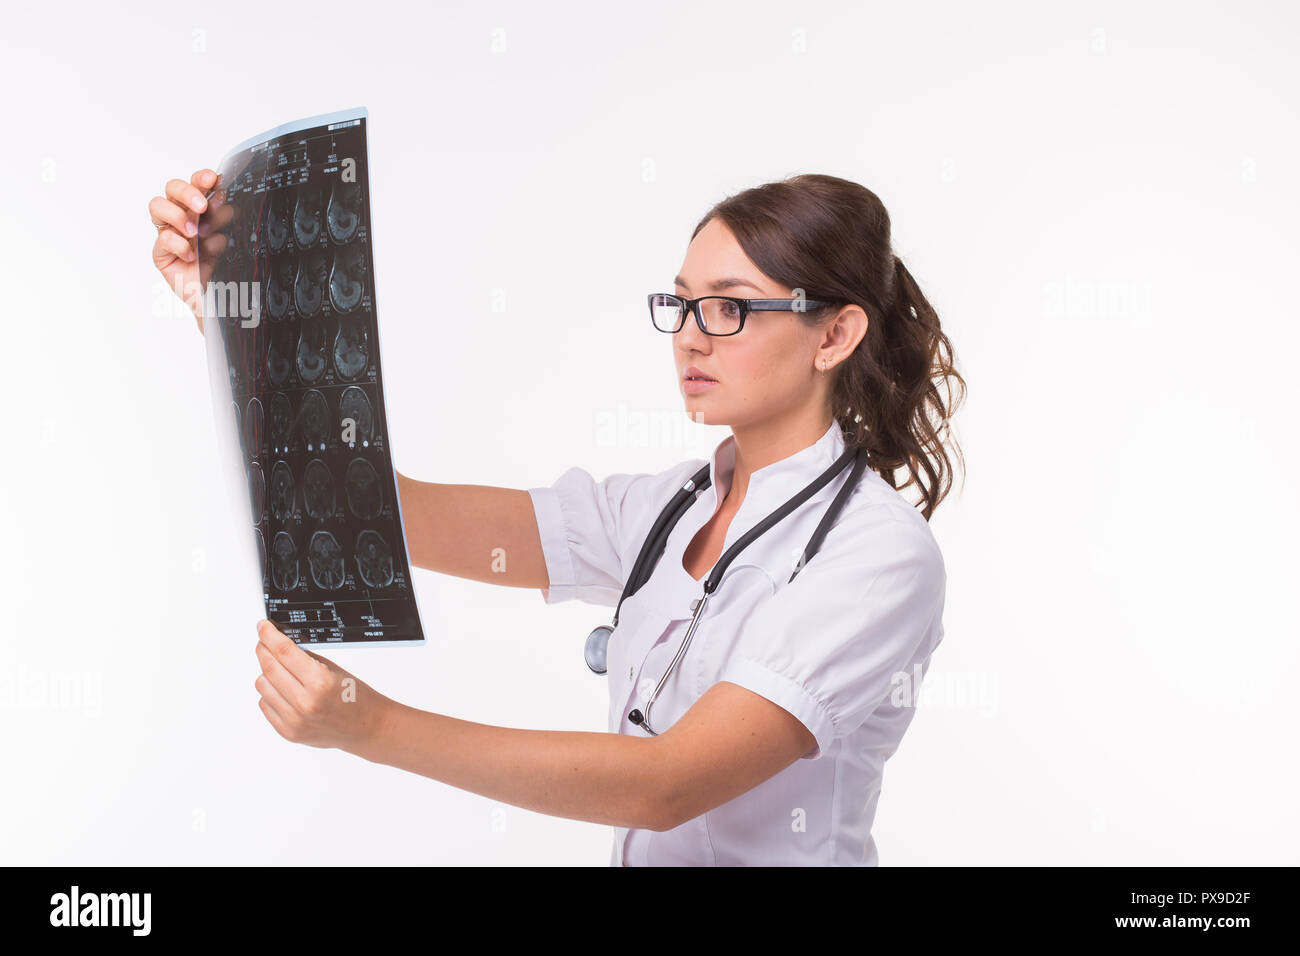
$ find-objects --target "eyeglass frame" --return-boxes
[647,292,835,336]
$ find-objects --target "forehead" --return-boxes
[675,218,770,294]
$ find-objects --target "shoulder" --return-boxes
[551,455,705,508]
[828,466,947,589]
[537,455,709,540]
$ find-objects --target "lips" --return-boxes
[683,365,718,382]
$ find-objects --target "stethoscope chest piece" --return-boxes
[584,624,614,675]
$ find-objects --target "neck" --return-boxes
[724,407,835,509]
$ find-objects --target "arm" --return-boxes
[255,621,815,832]
[395,471,549,589]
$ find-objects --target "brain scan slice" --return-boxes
[354,529,394,588]
[302,458,335,520]
[266,190,290,252]
[344,457,383,519]
[269,392,292,453]
[296,315,329,383]
[328,242,366,314]
[338,386,374,447]
[297,389,330,450]
[327,180,361,244]
[333,313,369,379]
[271,531,298,591]
[308,530,346,590]
[293,249,327,317]
[293,185,324,248]
[267,323,293,386]
[269,460,295,521]
[266,257,293,321]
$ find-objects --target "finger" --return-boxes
[148,195,198,238]
[256,619,314,680]
[257,619,323,689]
[190,168,218,192]
[258,697,296,741]
[152,228,194,263]
[165,177,208,215]
[255,669,296,720]
[255,639,312,714]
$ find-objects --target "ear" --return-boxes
[819,304,869,358]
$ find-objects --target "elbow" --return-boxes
[642,774,694,833]
[643,800,682,833]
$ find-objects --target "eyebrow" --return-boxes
[673,275,768,294]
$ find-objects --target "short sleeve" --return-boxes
[717,505,947,760]
[527,463,700,607]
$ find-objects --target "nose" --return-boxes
[672,305,713,355]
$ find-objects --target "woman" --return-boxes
[149,170,965,866]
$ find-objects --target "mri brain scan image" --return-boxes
[267,323,293,386]
[271,531,298,591]
[333,314,369,379]
[298,389,330,450]
[266,257,293,321]
[200,110,422,644]
[296,315,329,383]
[266,190,290,252]
[303,458,335,520]
[293,185,323,248]
[293,249,326,317]
[327,180,361,244]
[344,457,383,519]
[269,460,295,521]
[338,387,374,447]
[329,243,366,313]
[355,530,394,588]
[308,530,346,590]
[269,392,292,453]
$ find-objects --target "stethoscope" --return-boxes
[583,440,870,736]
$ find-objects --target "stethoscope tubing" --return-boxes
[596,442,870,734]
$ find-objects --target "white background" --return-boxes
[1,0,1295,865]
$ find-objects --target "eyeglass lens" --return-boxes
[650,295,743,335]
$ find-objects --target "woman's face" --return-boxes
[671,217,825,429]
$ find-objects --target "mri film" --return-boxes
[197,107,425,646]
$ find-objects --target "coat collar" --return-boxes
[634,420,853,622]
[705,419,848,533]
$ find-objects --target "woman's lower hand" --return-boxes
[254,619,394,752]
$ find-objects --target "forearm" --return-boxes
[350,698,672,831]
[395,472,549,588]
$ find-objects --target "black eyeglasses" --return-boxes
[647,293,833,336]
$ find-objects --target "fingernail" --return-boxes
[189,195,206,212]
[184,220,197,236]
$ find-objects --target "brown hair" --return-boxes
[691,173,966,521]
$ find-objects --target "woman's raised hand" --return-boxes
[148,167,228,334]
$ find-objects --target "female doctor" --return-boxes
[149,170,965,866]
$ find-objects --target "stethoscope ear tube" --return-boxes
[788,447,869,583]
